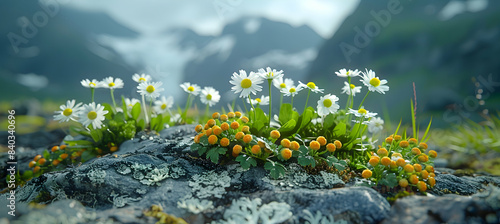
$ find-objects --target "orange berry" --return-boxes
[221,122,230,131]
[208,135,218,145]
[290,141,300,151]
[377,148,388,157]
[75,151,83,157]
[230,121,240,130]
[399,140,409,148]
[241,116,249,123]
[409,174,419,185]
[411,147,421,155]
[235,132,244,140]
[251,145,261,154]
[409,138,418,145]
[316,136,327,146]
[232,145,242,155]
[52,160,60,166]
[399,178,409,188]
[204,123,209,130]
[60,145,67,150]
[326,143,336,152]
[390,160,398,169]
[242,126,250,133]
[258,141,266,149]
[207,119,216,127]
[194,134,201,144]
[428,150,438,158]
[425,165,434,173]
[430,172,436,178]
[334,140,342,149]
[29,161,36,168]
[404,164,414,173]
[60,153,68,160]
[281,148,292,160]
[369,156,380,167]
[51,146,59,152]
[392,153,402,158]
[396,158,406,167]
[235,111,242,118]
[362,169,372,179]
[394,135,402,141]
[309,141,321,150]
[220,114,228,122]
[33,166,40,173]
[227,112,235,118]
[419,142,428,150]
[385,137,393,144]
[38,158,47,165]
[414,164,422,172]
[428,177,436,187]
[220,138,230,147]
[213,126,222,135]
[205,128,213,136]
[110,146,118,152]
[270,130,281,139]
[418,154,429,162]
[421,170,429,179]
[381,157,391,166]
[34,155,42,162]
[417,181,427,191]
[212,112,220,119]
[195,124,203,133]
[281,139,291,148]
[243,134,253,144]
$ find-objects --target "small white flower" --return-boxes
[335,68,360,78]
[170,113,182,123]
[80,79,102,88]
[200,87,220,107]
[79,102,108,129]
[273,77,294,91]
[368,117,384,133]
[132,73,152,83]
[341,81,362,96]
[124,98,140,111]
[317,94,340,116]
[153,96,174,114]
[348,108,378,119]
[360,69,389,94]
[137,81,164,100]
[180,82,201,96]
[282,84,303,97]
[229,70,263,98]
[102,77,124,89]
[258,67,284,80]
[53,99,82,122]
[298,81,324,93]
[247,95,269,106]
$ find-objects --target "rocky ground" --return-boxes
[0,125,499,224]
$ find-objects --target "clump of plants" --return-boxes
[190,67,436,193]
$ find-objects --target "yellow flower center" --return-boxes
[146,85,155,93]
[269,72,274,77]
[346,71,350,76]
[187,86,194,92]
[241,78,252,89]
[289,88,296,93]
[358,108,367,114]
[280,83,286,88]
[108,82,115,87]
[206,94,212,100]
[323,99,332,108]
[350,84,355,89]
[89,82,96,87]
[370,78,381,87]
[256,98,261,103]
[138,77,146,82]
[161,104,167,109]
[87,111,97,120]
[307,82,316,89]
[128,104,133,107]
[63,108,72,116]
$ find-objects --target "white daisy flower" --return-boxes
[137,81,164,100]
[298,81,324,93]
[341,81,362,96]
[273,77,294,91]
[335,68,360,78]
[200,87,220,107]
[258,67,284,80]
[368,117,384,133]
[132,73,152,83]
[360,69,389,94]
[170,113,182,123]
[53,99,82,122]
[247,95,269,106]
[229,70,263,98]
[80,79,102,88]
[282,85,303,97]
[124,98,140,111]
[102,77,124,89]
[348,108,378,119]
[153,96,174,114]
[78,102,108,129]
[180,82,201,96]
[317,94,340,116]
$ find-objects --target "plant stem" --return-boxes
[110,89,117,109]
[279,92,283,111]
[248,95,256,122]
[345,77,352,110]
[358,91,370,109]
[149,100,153,126]
[242,98,249,116]
[267,79,272,127]
[91,88,95,103]
[141,94,149,124]
[183,93,191,122]
[205,104,209,118]
[303,89,311,113]
[231,98,236,111]
[291,95,294,108]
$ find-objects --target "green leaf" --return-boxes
[278,119,296,133]
[235,155,257,169]
[102,103,114,120]
[131,103,142,120]
[264,161,286,179]
[323,114,336,130]
[325,155,339,167]
[279,103,293,124]
[81,150,95,162]
[137,119,145,131]
[411,99,417,140]
[298,155,316,168]
[121,96,129,118]
[299,107,314,129]
[90,128,103,142]
[333,122,347,137]
[206,147,227,163]
[43,149,50,159]
[420,117,433,143]
[64,140,94,146]
[22,170,33,180]
[379,173,398,188]
[151,114,162,132]
[113,112,125,124]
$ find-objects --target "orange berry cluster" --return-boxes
[304,136,342,153]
